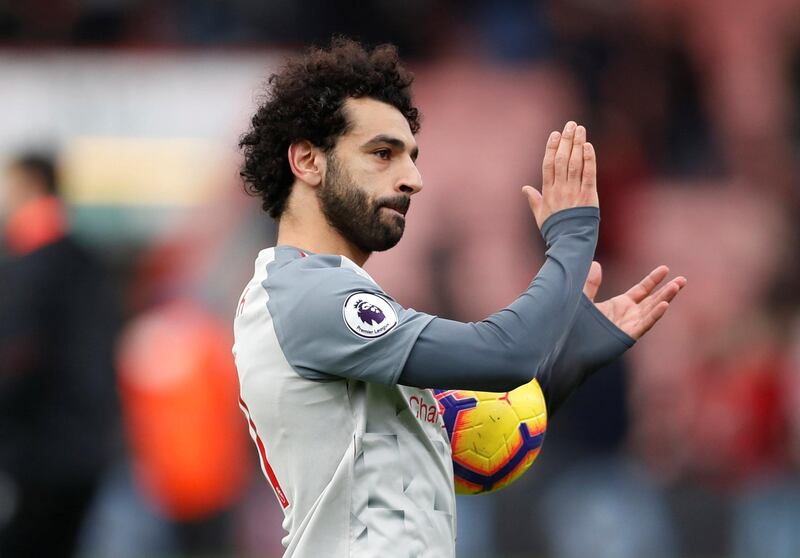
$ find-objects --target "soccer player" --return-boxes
[233,39,686,557]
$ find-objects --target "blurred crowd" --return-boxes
[2,1,800,557]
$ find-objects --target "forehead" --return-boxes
[341,97,416,146]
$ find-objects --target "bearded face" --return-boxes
[317,153,410,253]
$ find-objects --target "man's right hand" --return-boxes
[523,121,599,230]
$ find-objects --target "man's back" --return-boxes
[233,246,456,557]
[0,236,120,485]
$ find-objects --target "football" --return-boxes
[434,379,547,495]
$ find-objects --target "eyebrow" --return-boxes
[362,134,419,161]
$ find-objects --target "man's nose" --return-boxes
[397,161,423,195]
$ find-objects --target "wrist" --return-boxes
[541,206,600,245]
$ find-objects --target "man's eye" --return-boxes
[374,149,391,160]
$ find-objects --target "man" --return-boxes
[0,155,120,556]
[233,39,685,557]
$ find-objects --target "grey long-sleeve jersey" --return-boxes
[232,205,632,558]
[401,206,634,414]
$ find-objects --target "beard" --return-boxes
[317,154,410,253]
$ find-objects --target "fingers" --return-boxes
[625,265,669,303]
[541,131,561,189]
[554,121,576,183]
[534,120,596,227]
[583,261,602,301]
[640,276,687,314]
[635,301,670,338]
[567,125,586,187]
[581,142,596,193]
[631,273,687,339]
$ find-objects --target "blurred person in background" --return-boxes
[0,153,121,557]
[76,179,266,558]
[113,232,252,556]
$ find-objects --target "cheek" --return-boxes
[353,177,383,208]
[354,161,395,191]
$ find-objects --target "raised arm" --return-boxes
[399,121,600,392]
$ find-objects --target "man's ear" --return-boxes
[288,141,324,187]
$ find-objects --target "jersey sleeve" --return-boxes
[400,206,602,393]
[265,254,434,384]
[536,293,635,415]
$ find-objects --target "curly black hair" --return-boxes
[239,38,421,219]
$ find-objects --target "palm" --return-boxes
[596,295,651,340]
[583,262,686,340]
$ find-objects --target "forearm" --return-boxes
[537,294,634,415]
[399,206,599,392]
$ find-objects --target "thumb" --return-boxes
[583,261,602,301]
[522,185,542,215]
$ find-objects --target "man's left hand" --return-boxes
[583,262,687,340]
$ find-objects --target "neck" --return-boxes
[276,210,370,267]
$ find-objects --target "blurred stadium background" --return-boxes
[1,1,800,557]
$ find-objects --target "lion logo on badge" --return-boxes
[355,300,385,326]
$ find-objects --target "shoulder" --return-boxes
[263,249,405,341]
[21,236,102,277]
[252,249,432,384]
[264,250,382,298]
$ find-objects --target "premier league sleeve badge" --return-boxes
[342,292,399,338]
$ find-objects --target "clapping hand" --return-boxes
[582,261,686,340]
[523,121,599,230]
